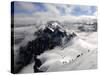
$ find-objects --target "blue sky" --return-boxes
[11,1,97,16]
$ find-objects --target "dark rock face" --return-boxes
[33,26,67,72]
[14,21,76,73]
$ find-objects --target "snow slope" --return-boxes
[36,32,97,72]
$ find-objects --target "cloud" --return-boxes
[93,11,97,17]
[13,2,97,25]
[17,2,34,11]
[43,4,60,15]
[13,2,34,14]
[13,2,97,16]
[70,5,97,16]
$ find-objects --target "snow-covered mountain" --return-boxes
[13,20,97,73]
